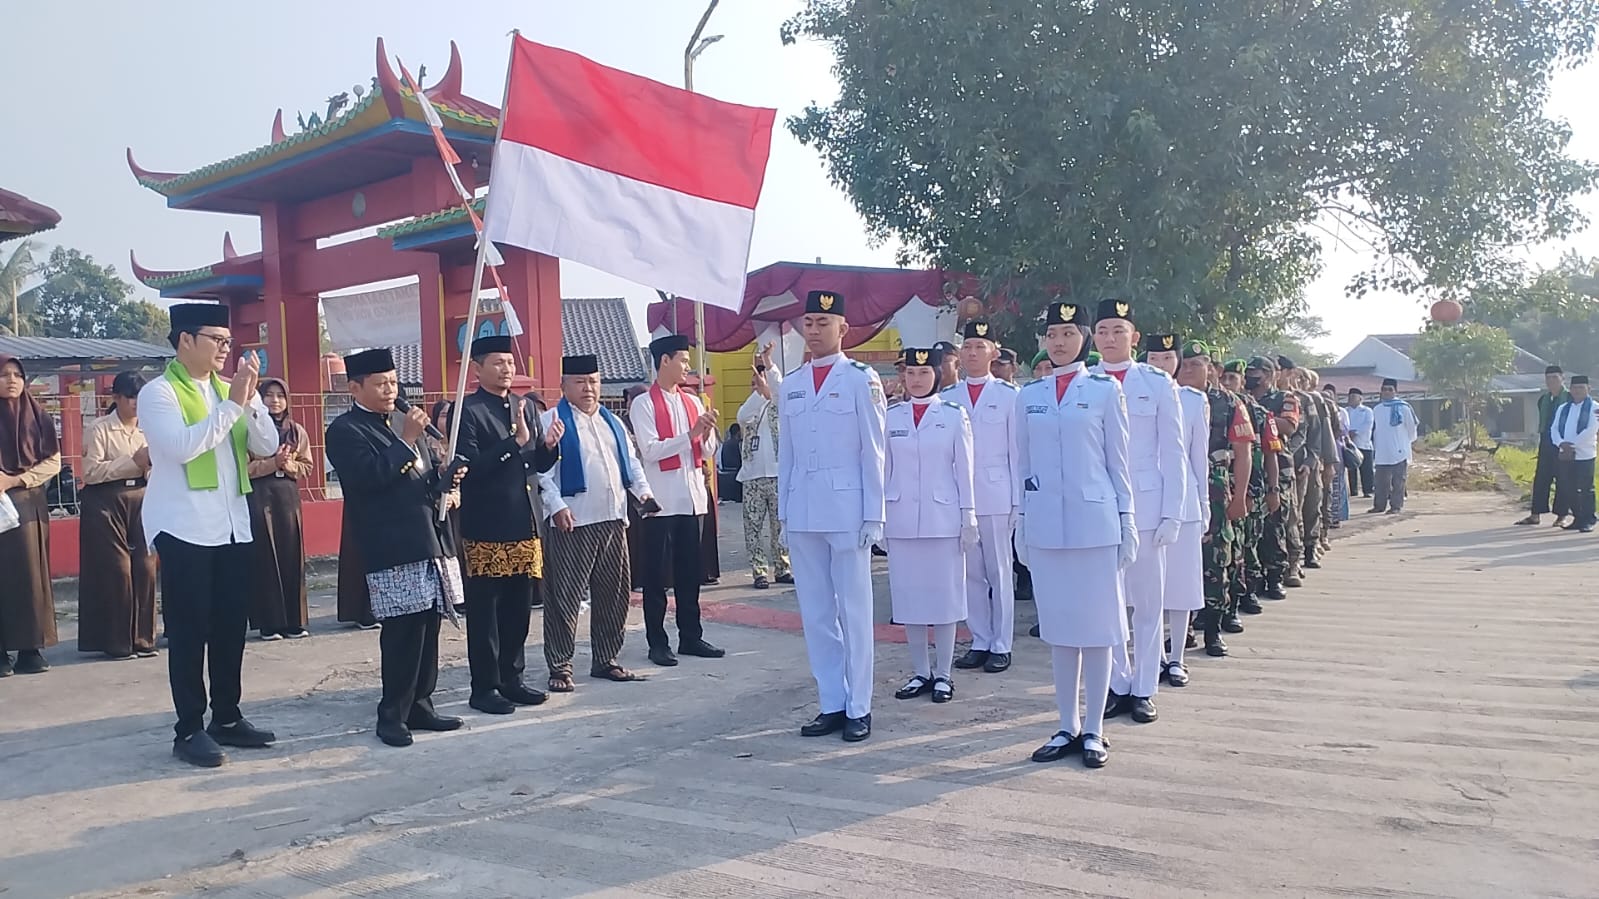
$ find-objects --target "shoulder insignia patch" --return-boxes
[1089,373,1112,382]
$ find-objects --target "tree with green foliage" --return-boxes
[1472,253,1599,377]
[1410,322,1517,449]
[782,0,1598,335]
[0,240,39,336]
[26,246,136,339]
[106,300,172,345]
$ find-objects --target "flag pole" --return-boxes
[442,31,519,518]
[685,0,720,407]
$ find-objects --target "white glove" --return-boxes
[1116,513,1140,570]
[860,521,884,547]
[960,510,979,548]
[1153,517,1181,548]
[1014,516,1029,567]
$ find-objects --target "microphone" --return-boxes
[393,395,445,442]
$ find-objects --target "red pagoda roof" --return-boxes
[0,187,62,243]
[127,39,500,214]
[131,232,265,300]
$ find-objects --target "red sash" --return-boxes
[649,384,703,472]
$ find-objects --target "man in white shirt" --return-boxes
[139,303,280,768]
[1369,378,1419,514]
[630,334,724,667]
[1344,387,1375,498]
[736,342,790,589]
[539,355,655,689]
[1550,374,1596,532]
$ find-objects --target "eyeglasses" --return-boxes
[195,331,234,350]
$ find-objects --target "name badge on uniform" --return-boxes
[889,428,910,438]
[1077,402,1089,408]
[827,392,841,399]
[786,390,805,401]
[1026,404,1048,415]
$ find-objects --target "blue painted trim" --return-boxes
[157,275,264,299]
[391,221,478,252]
[166,120,494,209]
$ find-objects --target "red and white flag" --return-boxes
[483,36,776,311]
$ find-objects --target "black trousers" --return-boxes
[1349,450,1376,497]
[378,609,441,727]
[1555,458,1595,526]
[1532,442,1568,516]
[464,574,533,696]
[154,534,252,739]
[640,513,704,651]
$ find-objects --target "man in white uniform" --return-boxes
[1092,301,1186,725]
[1160,338,1213,687]
[1550,375,1596,532]
[779,290,887,743]
[944,320,1021,674]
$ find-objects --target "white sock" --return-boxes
[905,624,932,679]
[932,623,957,678]
[1050,645,1083,739]
[1081,646,1113,737]
[1167,610,1189,667]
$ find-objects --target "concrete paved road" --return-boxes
[3,492,1596,897]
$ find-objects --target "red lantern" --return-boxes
[1430,299,1464,323]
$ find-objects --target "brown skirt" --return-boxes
[76,482,158,656]
[0,485,57,651]
[248,475,307,635]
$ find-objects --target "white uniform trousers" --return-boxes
[788,530,875,719]
[963,514,1015,654]
[1110,532,1166,699]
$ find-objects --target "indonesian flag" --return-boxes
[483,36,776,312]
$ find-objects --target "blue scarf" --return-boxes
[556,398,633,497]
[1556,396,1593,437]
[1380,398,1410,427]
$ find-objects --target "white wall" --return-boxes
[1336,337,1418,380]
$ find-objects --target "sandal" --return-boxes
[547,673,576,693]
[590,664,644,682]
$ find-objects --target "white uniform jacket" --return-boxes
[1176,385,1209,525]
[885,399,975,539]
[940,377,1021,517]
[1016,365,1134,550]
[777,353,888,534]
[1093,362,1186,531]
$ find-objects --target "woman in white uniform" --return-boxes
[1016,302,1137,768]
[886,346,977,703]
[1147,337,1209,687]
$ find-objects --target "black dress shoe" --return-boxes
[1081,733,1110,768]
[0,653,12,678]
[1028,622,1041,638]
[775,573,794,584]
[678,639,725,659]
[954,649,990,670]
[1104,691,1132,719]
[842,714,872,742]
[206,717,276,748]
[500,683,549,706]
[12,650,47,674]
[1581,524,1596,533]
[406,712,465,732]
[173,731,227,768]
[648,646,679,667]
[1239,594,1264,615]
[1030,730,1080,762]
[1130,696,1158,723]
[800,711,846,737]
[930,676,954,703]
[982,652,1012,673]
[895,675,933,700]
[753,576,770,590]
[377,720,414,747]
[702,577,719,586]
[469,692,517,715]
[1221,612,1245,634]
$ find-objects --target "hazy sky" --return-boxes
[7,1,1597,357]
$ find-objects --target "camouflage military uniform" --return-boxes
[1200,385,1254,653]
[1257,386,1299,591]
[1239,391,1282,601]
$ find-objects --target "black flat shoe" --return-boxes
[173,731,227,768]
[377,721,414,747]
[1130,696,1158,723]
[12,650,49,674]
[930,676,954,703]
[895,675,933,700]
[842,714,872,742]
[1030,730,1080,763]
[648,646,679,667]
[801,711,846,737]
[1081,733,1109,768]
[206,717,276,748]
[678,639,725,659]
[953,649,990,670]
[1165,662,1189,687]
[406,712,465,732]
[1104,691,1132,719]
[982,652,1012,673]
[469,692,516,715]
[1028,623,1041,638]
[500,683,548,706]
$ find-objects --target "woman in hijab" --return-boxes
[0,354,62,676]
[77,371,159,660]
[245,378,313,640]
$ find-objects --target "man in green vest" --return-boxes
[138,303,282,768]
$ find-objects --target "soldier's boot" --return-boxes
[1221,610,1245,634]
[1238,585,1264,615]
[1263,578,1287,600]
[1202,611,1228,657]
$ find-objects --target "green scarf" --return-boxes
[163,360,251,494]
